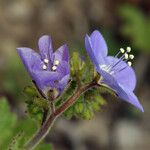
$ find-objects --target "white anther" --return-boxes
[42,64,47,70]
[126,47,131,53]
[54,60,59,65]
[44,59,49,63]
[120,48,125,53]
[129,54,134,59]
[52,65,57,71]
[124,53,128,59]
[127,61,132,66]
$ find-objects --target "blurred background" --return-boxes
[0,0,150,150]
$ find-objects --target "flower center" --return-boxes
[42,59,60,71]
[54,60,59,65]
[43,59,49,64]
[42,64,47,70]
[100,64,114,74]
[100,47,134,75]
[52,65,57,71]
[51,60,60,71]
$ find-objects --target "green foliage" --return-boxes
[8,131,23,150]
[35,143,52,150]
[0,97,17,149]
[71,52,85,75]
[119,4,150,52]
[56,80,104,120]
[57,52,109,120]
[23,86,49,123]
[21,52,108,122]
[24,86,38,98]
[71,52,94,83]
[2,54,30,102]
[0,97,52,150]
[63,88,106,120]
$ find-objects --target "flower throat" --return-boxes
[100,47,135,74]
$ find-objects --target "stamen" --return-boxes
[129,54,134,59]
[105,47,133,74]
[52,65,57,71]
[115,48,125,58]
[126,47,131,53]
[111,53,126,69]
[54,60,59,65]
[127,61,132,66]
[114,66,127,74]
[44,59,49,63]
[114,61,132,73]
[120,48,125,53]
[124,53,128,59]
[42,64,47,70]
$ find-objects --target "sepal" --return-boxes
[98,85,117,97]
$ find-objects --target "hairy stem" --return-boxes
[24,81,97,150]
[41,109,48,125]
[53,81,97,116]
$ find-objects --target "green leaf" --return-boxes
[35,143,52,150]
[70,52,95,83]
[119,4,150,52]
[23,86,38,98]
[74,102,84,114]
[0,97,53,149]
[63,89,106,120]
[7,131,23,150]
[71,52,86,81]
[0,97,17,149]
[82,109,94,120]
[23,85,49,123]
[26,98,45,123]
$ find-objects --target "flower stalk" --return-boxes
[24,81,97,150]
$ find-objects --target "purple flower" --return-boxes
[85,30,144,112]
[17,35,70,98]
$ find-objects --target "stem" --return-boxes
[25,113,57,150]
[41,109,48,125]
[50,101,55,114]
[54,81,97,116]
[24,81,97,150]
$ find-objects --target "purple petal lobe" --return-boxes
[98,69,143,112]
[105,56,136,91]
[84,30,142,112]
[17,36,70,98]
[117,84,144,112]
[32,71,62,96]
[56,61,70,76]
[17,47,42,74]
[54,44,69,62]
[38,35,53,60]
[56,74,70,94]
[98,69,118,89]
[85,35,106,69]
[90,30,108,57]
